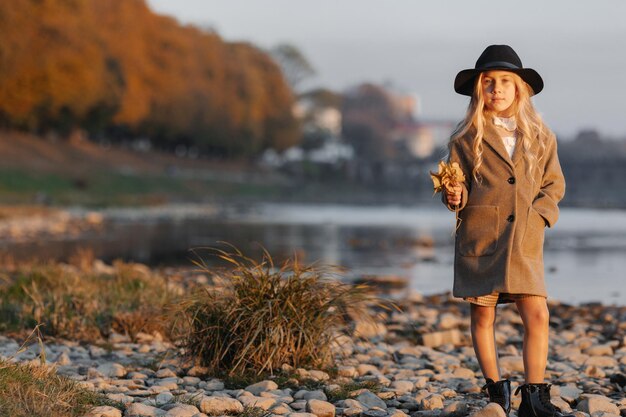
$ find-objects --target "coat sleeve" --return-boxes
[532,133,566,227]
[442,138,471,212]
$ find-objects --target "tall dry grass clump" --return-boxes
[171,246,378,376]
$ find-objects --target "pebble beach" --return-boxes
[2,290,624,417]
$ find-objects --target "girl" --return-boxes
[444,45,571,417]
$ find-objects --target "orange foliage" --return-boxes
[0,0,299,155]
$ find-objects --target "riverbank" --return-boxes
[1,259,624,417]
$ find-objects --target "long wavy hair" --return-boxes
[450,72,548,183]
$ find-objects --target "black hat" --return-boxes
[454,45,543,96]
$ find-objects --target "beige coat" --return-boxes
[444,124,565,298]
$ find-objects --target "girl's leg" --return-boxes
[515,296,550,383]
[470,303,500,381]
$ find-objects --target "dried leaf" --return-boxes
[430,161,466,234]
[430,161,466,194]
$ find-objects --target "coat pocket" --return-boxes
[522,206,546,258]
[457,205,499,257]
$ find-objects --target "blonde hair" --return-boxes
[450,72,547,183]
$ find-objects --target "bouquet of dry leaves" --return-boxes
[430,161,466,232]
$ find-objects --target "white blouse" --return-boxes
[493,116,517,158]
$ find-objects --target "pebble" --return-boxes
[246,380,279,395]
[199,396,244,415]
[306,399,335,417]
[576,396,620,415]
[0,290,622,417]
[124,403,166,417]
[356,391,388,410]
[85,406,123,417]
[469,403,507,417]
[163,404,200,417]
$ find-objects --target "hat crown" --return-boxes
[475,45,523,70]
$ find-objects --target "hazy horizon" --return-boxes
[146,0,626,139]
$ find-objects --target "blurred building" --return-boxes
[393,120,456,158]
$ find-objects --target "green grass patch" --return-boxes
[0,170,74,193]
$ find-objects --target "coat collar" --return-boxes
[483,123,528,168]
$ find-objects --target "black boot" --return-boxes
[516,383,574,417]
[482,378,511,415]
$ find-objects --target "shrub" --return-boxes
[171,246,378,376]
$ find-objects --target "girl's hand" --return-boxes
[446,185,462,206]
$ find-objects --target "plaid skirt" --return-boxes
[464,292,545,307]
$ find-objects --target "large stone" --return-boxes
[202,379,225,391]
[164,404,201,417]
[584,344,614,356]
[356,364,382,376]
[97,362,127,378]
[584,366,606,378]
[156,391,175,406]
[271,403,294,415]
[246,380,279,395]
[239,396,277,410]
[420,394,444,410]
[443,401,469,415]
[553,384,583,403]
[124,403,166,417]
[499,356,525,373]
[421,330,462,348]
[551,397,573,413]
[156,368,177,378]
[154,378,179,391]
[453,367,476,379]
[199,396,244,415]
[437,313,460,330]
[337,366,357,378]
[301,390,328,401]
[387,409,409,417]
[342,399,367,411]
[577,396,620,415]
[356,391,387,410]
[85,406,123,417]
[309,370,330,381]
[584,356,618,368]
[353,320,388,339]
[306,399,336,417]
[361,410,387,417]
[186,366,209,377]
[390,380,414,395]
[469,403,507,417]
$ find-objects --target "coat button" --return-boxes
[508,177,516,184]
[507,215,515,222]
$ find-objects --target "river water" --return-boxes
[3,203,625,306]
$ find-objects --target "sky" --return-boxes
[146,0,626,139]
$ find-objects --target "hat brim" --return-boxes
[454,67,544,96]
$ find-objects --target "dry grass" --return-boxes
[0,260,175,341]
[0,360,115,417]
[0,326,116,417]
[170,245,382,376]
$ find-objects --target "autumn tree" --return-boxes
[0,0,300,156]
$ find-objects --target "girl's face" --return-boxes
[481,71,517,117]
